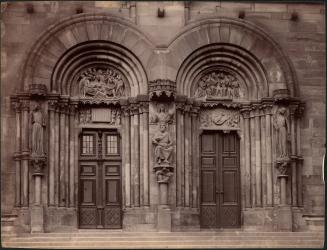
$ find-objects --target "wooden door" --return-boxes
[200,131,241,228]
[78,129,122,229]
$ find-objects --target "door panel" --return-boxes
[200,131,240,228]
[79,129,122,229]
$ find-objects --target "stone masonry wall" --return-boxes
[1,1,325,216]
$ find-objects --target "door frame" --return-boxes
[77,127,123,229]
[199,129,242,229]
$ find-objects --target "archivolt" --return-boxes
[170,17,298,98]
[21,13,154,96]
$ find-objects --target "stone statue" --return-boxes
[150,104,174,124]
[152,123,173,164]
[273,107,289,158]
[31,103,45,156]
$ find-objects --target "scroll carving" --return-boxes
[78,67,125,98]
[194,71,242,99]
[200,109,239,128]
[31,103,46,157]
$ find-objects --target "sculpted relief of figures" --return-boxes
[200,109,239,128]
[78,67,125,99]
[273,107,290,159]
[79,108,121,125]
[31,103,46,157]
[150,103,174,124]
[194,71,242,99]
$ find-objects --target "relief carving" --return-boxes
[194,71,242,99]
[79,109,92,124]
[200,109,239,128]
[78,67,125,98]
[31,103,46,157]
[150,103,174,124]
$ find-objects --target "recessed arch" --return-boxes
[169,17,298,98]
[21,13,155,94]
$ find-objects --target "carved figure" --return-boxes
[150,104,174,124]
[273,107,289,158]
[194,71,242,99]
[156,167,173,183]
[152,123,174,164]
[200,109,239,128]
[78,67,125,98]
[31,103,45,156]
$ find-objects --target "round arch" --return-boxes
[169,17,298,98]
[21,13,155,95]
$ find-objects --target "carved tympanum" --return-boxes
[200,109,239,128]
[273,107,289,159]
[78,67,125,98]
[150,103,174,124]
[31,103,45,157]
[194,71,242,99]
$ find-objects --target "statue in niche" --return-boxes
[31,103,45,156]
[150,104,174,124]
[152,123,174,165]
[194,71,242,99]
[273,107,289,159]
[78,67,125,98]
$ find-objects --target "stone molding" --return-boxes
[149,79,176,99]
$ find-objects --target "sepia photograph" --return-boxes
[1,1,325,248]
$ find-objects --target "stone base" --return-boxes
[171,207,200,231]
[30,206,44,233]
[243,208,275,231]
[44,207,78,232]
[157,206,171,232]
[276,205,293,231]
[303,215,325,231]
[123,207,156,231]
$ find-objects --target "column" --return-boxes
[48,99,57,206]
[65,105,69,207]
[296,108,303,206]
[265,104,273,206]
[250,110,256,207]
[21,98,30,207]
[176,103,184,207]
[139,106,144,206]
[184,106,191,207]
[73,107,79,206]
[131,103,140,207]
[122,105,131,207]
[59,102,66,206]
[260,109,267,206]
[242,107,251,208]
[54,105,60,206]
[14,101,21,206]
[290,105,297,206]
[69,103,77,207]
[239,113,245,208]
[191,107,199,208]
[254,107,262,207]
[142,103,149,207]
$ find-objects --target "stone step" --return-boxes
[2,240,324,249]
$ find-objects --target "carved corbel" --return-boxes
[30,156,46,176]
[29,84,47,98]
[149,79,176,100]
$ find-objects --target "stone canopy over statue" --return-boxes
[79,67,125,98]
[194,71,242,99]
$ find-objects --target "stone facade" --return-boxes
[1,1,325,233]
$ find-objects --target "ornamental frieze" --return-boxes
[200,108,240,128]
[194,71,243,100]
[78,67,125,99]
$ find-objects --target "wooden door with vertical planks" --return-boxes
[78,129,122,229]
[200,131,241,228]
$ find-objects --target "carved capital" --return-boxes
[20,99,30,111]
[275,157,290,177]
[139,102,149,114]
[240,105,251,119]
